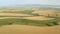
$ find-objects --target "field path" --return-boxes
[0,25,60,34]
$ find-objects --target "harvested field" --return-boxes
[0,17,21,19]
[0,13,32,17]
[23,16,54,20]
[0,25,60,34]
[32,10,56,16]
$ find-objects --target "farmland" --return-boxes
[0,8,60,26]
[0,7,60,34]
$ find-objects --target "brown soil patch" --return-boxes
[23,16,54,20]
[0,25,60,34]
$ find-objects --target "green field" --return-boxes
[0,18,59,26]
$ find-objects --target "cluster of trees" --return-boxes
[46,19,59,26]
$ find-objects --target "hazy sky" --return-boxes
[0,0,60,6]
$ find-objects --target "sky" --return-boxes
[0,0,60,6]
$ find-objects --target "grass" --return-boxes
[0,18,57,26]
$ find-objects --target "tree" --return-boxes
[32,13,40,16]
[53,20,59,25]
[46,23,52,26]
